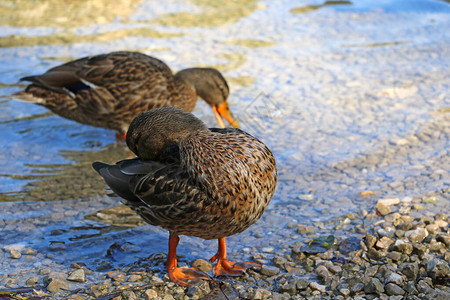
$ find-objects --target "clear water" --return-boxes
[0,0,449,276]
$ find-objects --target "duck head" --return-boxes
[126,107,208,160]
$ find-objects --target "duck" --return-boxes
[13,51,239,140]
[92,107,277,286]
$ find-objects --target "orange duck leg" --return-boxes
[167,234,209,287]
[210,237,261,276]
[115,132,127,142]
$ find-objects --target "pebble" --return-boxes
[364,277,384,294]
[67,269,86,282]
[309,281,326,293]
[262,246,274,253]
[261,265,280,276]
[339,288,350,296]
[412,204,424,210]
[405,228,428,243]
[385,272,403,285]
[49,242,66,251]
[46,278,69,293]
[143,289,158,300]
[425,258,450,280]
[385,283,405,296]
[399,262,419,280]
[1,190,448,300]
[376,236,394,249]
[9,249,21,259]
[192,258,212,273]
[378,198,400,206]
[392,239,413,254]
[122,290,137,300]
[375,202,391,216]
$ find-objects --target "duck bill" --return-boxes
[213,102,239,128]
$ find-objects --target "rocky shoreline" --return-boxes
[1,189,449,299]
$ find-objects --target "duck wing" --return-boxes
[20,51,177,114]
[93,155,205,229]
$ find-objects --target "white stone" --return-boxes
[377,198,400,206]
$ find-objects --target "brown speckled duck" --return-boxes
[92,107,277,286]
[13,51,239,140]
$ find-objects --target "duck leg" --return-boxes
[167,233,209,287]
[115,132,127,142]
[210,237,261,276]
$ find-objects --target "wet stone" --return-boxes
[261,265,280,276]
[375,202,391,216]
[378,198,400,206]
[26,276,40,285]
[272,256,288,268]
[24,248,37,255]
[46,278,69,293]
[365,233,377,249]
[9,249,21,259]
[49,242,66,251]
[127,274,142,282]
[67,269,86,282]
[412,204,424,210]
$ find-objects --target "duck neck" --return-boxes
[172,70,199,112]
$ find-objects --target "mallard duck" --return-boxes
[92,107,277,286]
[13,51,239,140]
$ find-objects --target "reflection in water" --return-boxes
[200,52,247,72]
[290,0,353,14]
[0,0,143,27]
[0,143,131,202]
[341,40,408,48]
[0,27,182,48]
[153,0,260,27]
[226,39,275,48]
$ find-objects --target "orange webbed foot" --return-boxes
[210,254,261,277]
[168,266,210,287]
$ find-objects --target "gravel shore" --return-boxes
[1,189,448,299]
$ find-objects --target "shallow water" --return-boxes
[0,0,449,277]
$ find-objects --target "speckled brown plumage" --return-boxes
[13,51,238,137]
[92,107,277,286]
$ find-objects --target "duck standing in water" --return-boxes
[93,107,277,286]
[13,51,239,140]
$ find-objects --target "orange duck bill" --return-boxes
[212,102,239,128]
